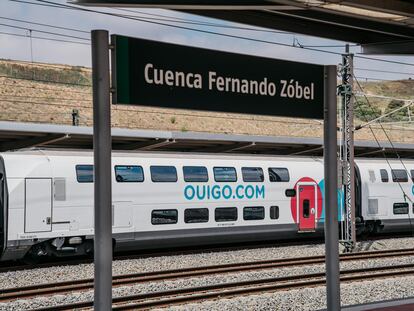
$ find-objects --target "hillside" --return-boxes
[0,59,413,144]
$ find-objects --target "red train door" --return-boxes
[297,183,317,231]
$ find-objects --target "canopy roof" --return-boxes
[74,0,414,54]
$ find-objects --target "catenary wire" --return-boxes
[0,15,89,34]
[0,30,90,45]
[0,22,90,41]
[355,76,414,82]
[0,97,324,125]
[353,76,414,202]
[17,0,340,56]
[6,0,413,70]
[354,97,414,233]
[354,67,414,76]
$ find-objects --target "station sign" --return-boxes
[112,35,325,119]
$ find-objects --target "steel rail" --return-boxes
[0,239,322,274]
[1,235,409,274]
[32,263,414,311]
[2,247,414,302]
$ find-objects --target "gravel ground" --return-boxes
[162,276,414,311]
[1,237,414,310]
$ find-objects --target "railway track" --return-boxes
[1,247,414,308]
[32,262,414,310]
[0,239,321,274]
[1,233,408,274]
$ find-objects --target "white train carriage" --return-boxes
[0,149,413,261]
[356,158,414,233]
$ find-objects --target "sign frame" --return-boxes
[111,34,325,119]
[91,30,340,311]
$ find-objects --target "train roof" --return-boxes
[1,148,324,163]
[3,149,414,166]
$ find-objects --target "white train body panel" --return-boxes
[355,158,414,228]
[1,150,413,260]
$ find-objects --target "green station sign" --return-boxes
[112,35,325,119]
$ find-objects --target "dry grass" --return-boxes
[0,59,413,143]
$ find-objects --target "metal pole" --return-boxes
[347,48,356,250]
[324,65,340,311]
[91,29,112,311]
[340,45,356,251]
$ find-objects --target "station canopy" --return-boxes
[74,0,414,54]
[2,121,414,158]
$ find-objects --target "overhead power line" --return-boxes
[354,55,414,68]
[9,0,345,56]
[0,16,89,34]
[0,30,90,45]
[7,0,413,70]
[355,67,414,76]
[116,10,294,34]
[355,76,414,82]
[12,0,292,35]
[0,22,90,41]
[354,92,414,102]
[353,75,414,201]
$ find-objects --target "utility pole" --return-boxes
[339,44,356,252]
[91,30,112,311]
[29,29,33,63]
[324,65,341,311]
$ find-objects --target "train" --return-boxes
[1,149,413,261]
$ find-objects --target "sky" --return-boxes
[0,0,414,82]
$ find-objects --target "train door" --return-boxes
[25,178,52,233]
[297,182,317,231]
[112,202,133,229]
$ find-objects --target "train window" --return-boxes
[285,189,296,197]
[183,166,208,182]
[270,206,279,219]
[76,165,93,183]
[391,169,408,182]
[303,199,310,218]
[243,206,265,220]
[115,166,144,182]
[150,166,178,182]
[213,167,237,182]
[380,169,389,183]
[215,207,238,222]
[411,170,414,182]
[268,168,290,182]
[151,210,178,225]
[242,167,264,182]
[184,208,209,223]
[393,203,409,215]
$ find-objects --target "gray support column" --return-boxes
[91,29,112,311]
[340,46,356,251]
[324,65,340,311]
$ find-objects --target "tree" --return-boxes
[383,100,407,122]
[354,100,381,122]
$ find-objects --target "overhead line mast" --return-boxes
[339,44,356,252]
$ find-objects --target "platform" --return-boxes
[341,297,414,311]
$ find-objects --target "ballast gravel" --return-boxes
[1,237,414,310]
[161,276,414,311]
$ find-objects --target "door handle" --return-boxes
[310,208,315,215]
[46,217,51,225]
